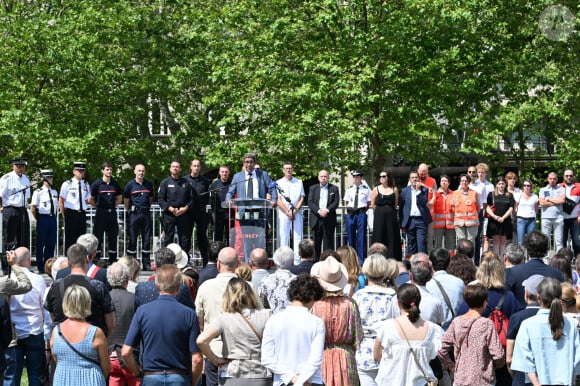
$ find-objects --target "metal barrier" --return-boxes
[10,205,377,265]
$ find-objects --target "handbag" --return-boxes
[394,319,438,386]
[484,193,496,218]
[563,196,577,215]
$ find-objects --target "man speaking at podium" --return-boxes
[226,153,276,261]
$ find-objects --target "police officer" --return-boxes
[209,164,231,245]
[59,162,92,251]
[343,169,371,263]
[30,169,58,273]
[124,164,154,270]
[89,162,123,264]
[158,159,196,254]
[184,159,209,265]
[0,158,30,274]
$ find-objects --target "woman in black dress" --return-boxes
[371,169,402,260]
[485,176,515,257]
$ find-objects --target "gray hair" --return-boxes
[52,257,69,279]
[118,256,141,281]
[76,233,99,256]
[505,244,526,265]
[107,262,130,287]
[411,261,432,286]
[273,246,295,269]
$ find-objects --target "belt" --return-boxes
[65,208,85,213]
[410,216,423,219]
[97,208,116,213]
[517,216,536,220]
[4,206,25,209]
[132,208,150,213]
[143,369,189,376]
[38,214,56,217]
[347,208,367,215]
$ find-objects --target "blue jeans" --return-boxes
[142,373,190,386]
[517,217,536,245]
[3,333,45,386]
[563,217,580,255]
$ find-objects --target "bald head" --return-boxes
[14,247,31,267]
[249,248,269,269]
[217,247,239,272]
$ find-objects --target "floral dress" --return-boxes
[311,295,364,386]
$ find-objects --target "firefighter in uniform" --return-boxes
[184,159,209,266]
[343,170,371,263]
[89,162,123,264]
[124,163,154,270]
[30,169,58,273]
[59,161,92,251]
[158,159,196,254]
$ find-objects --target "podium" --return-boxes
[222,199,270,261]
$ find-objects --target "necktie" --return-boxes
[354,186,359,209]
[79,180,84,211]
[247,173,253,199]
[49,189,55,216]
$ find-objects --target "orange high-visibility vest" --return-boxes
[433,189,455,229]
[453,189,479,227]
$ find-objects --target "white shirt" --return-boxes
[245,171,259,199]
[276,177,305,213]
[563,183,580,219]
[318,184,329,210]
[344,183,371,209]
[10,267,47,338]
[387,285,445,325]
[261,305,325,386]
[469,179,494,210]
[516,194,539,218]
[60,178,92,210]
[0,171,30,207]
[31,186,59,215]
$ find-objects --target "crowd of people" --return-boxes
[0,227,579,385]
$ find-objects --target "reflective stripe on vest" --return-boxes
[453,190,479,227]
[433,189,455,229]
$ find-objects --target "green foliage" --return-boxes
[0,0,577,185]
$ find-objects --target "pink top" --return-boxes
[438,317,505,386]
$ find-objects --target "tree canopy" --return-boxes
[0,0,577,184]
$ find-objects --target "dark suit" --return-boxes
[308,183,339,258]
[505,259,564,305]
[399,186,432,254]
[226,169,276,261]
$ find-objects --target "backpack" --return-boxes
[488,289,509,348]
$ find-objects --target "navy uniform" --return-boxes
[30,169,58,272]
[343,170,371,263]
[124,165,154,270]
[158,169,196,253]
[184,170,209,265]
[0,158,30,273]
[209,176,231,245]
[59,162,92,251]
[90,162,123,264]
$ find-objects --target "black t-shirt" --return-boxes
[45,274,115,335]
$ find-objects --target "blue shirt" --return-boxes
[124,295,200,372]
[124,179,154,210]
[134,280,194,310]
[90,178,122,209]
[506,303,540,386]
[426,271,464,330]
[511,309,580,385]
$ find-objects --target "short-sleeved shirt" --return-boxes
[124,179,154,210]
[90,178,122,209]
[469,180,494,210]
[31,186,59,215]
[60,178,92,211]
[539,184,565,218]
[44,274,115,335]
[124,295,200,372]
[0,171,30,207]
[344,184,371,208]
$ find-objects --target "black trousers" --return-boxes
[162,212,192,253]
[64,209,87,251]
[127,211,152,266]
[93,209,119,262]
[312,218,335,259]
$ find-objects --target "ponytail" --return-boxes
[407,302,420,323]
[549,297,564,340]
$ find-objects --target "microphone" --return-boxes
[269,181,285,194]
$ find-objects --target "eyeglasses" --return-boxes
[565,175,574,177]
[379,175,387,178]
[523,184,531,187]
[467,170,476,174]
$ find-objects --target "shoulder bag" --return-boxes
[56,323,101,367]
[394,318,438,386]
[239,312,262,343]
[432,278,456,318]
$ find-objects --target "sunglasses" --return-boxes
[380,175,387,178]
[523,184,532,187]
[467,171,476,173]
[565,175,574,177]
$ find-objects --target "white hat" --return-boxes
[166,243,189,269]
[310,256,349,292]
